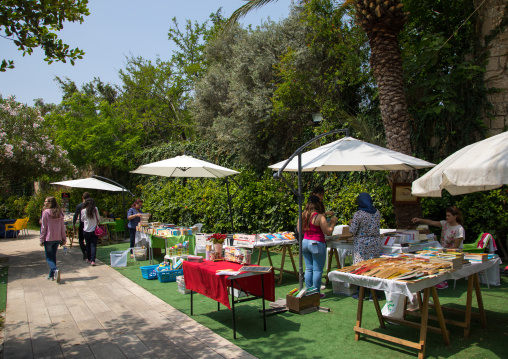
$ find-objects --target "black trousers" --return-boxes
[84,231,98,262]
[78,222,86,255]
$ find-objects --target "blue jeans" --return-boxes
[302,239,327,291]
[44,240,60,278]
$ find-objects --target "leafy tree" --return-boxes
[401,0,488,161]
[272,1,377,147]
[0,96,76,191]
[0,0,89,71]
[115,14,222,145]
[45,82,141,173]
[117,56,192,144]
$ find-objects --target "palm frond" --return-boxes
[222,0,279,34]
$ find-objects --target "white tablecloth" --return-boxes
[328,257,501,300]
[327,240,442,267]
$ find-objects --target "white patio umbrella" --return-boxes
[131,154,240,235]
[270,131,435,290]
[269,136,435,171]
[131,155,239,178]
[412,131,508,197]
[51,177,125,191]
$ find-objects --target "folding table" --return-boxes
[183,260,275,339]
[328,258,500,358]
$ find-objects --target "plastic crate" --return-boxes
[157,268,184,283]
[140,265,159,280]
[332,281,357,296]
[133,247,146,261]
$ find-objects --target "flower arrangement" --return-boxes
[207,233,227,244]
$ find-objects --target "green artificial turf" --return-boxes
[0,265,7,311]
[97,243,508,359]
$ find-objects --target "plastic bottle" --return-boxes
[63,245,68,255]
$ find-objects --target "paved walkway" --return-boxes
[1,230,255,359]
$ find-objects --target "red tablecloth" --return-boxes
[183,261,275,309]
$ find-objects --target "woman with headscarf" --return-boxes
[40,196,66,283]
[349,192,382,264]
[349,193,382,300]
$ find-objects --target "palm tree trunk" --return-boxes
[365,26,421,228]
[367,26,412,156]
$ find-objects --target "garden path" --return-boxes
[1,230,255,359]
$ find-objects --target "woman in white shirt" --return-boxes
[81,198,101,266]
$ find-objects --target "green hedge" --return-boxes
[2,176,507,246]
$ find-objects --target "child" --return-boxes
[412,206,465,289]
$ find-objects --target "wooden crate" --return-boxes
[286,293,320,314]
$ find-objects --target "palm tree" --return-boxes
[226,0,420,226]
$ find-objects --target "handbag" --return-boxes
[94,208,107,237]
[95,225,107,237]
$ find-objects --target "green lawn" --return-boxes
[97,243,508,359]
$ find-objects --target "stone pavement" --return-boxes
[1,230,256,359]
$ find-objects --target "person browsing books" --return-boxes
[298,195,338,298]
[412,206,465,289]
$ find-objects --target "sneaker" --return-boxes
[352,293,366,300]
[436,281,448,289]
[55,269,61,284]
[86,259,91,263]
[82,253,87,260]
[320,293,326,299]
[46,275,54,281]
[90,262,96,266]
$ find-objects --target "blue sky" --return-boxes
[1,0,291,106]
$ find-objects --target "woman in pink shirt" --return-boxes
[300,195,338,298]
[40,197,66,283]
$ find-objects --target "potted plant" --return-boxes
[208,233,227,259]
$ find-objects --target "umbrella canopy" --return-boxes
[51,177,125,192]
[130,155,239,178]
[412,131,508,197]
[269,136,435,172]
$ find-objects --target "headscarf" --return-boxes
[357,192,376,214]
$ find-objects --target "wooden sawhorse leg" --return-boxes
[355,287,431,359]
[325,248,341,285]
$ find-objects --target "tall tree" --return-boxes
[0,0,89,71]
[226,0,419,226]
[46,80,141,173]
[0,96,76,191]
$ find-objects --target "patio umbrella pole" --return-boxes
[226,178,234,234]
[273,129,350,290]
[297,154,303,290]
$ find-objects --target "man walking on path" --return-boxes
[73,192,90,260]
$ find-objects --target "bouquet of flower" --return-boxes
[207,233,227,244]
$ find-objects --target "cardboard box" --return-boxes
[286,293,320,313]
[233,234,258,248]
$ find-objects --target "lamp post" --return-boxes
[92,175,134,240]
[273,129,350,290]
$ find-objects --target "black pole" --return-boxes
[273,129,350,291]
[226,178,234,234]
[122,189,126,240]
[297,153,303,290]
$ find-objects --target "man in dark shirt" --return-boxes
[73,192,90,260]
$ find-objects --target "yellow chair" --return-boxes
[4,219,24,238]
[21,217,29,235]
